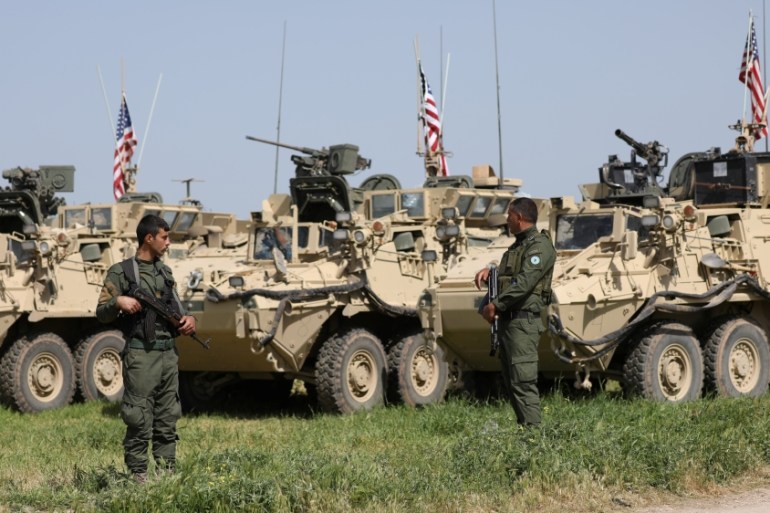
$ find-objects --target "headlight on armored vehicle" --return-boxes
[352,228,371,245]
[228,275,245,289]
[661,213,680,232]
[641,214,660,228]
[421,250,438,262]
[436,223,460,241]
[335,212,352,223]
[38,241,52,256]
[441,207,458,220]
[333,228,350,241]
[642,196,661,208]
[445,224,460,238]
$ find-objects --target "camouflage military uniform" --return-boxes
[96,257,184,475]
[492,226,555,426]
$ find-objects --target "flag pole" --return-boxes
[137,73,163,170]
[273,21,287,195]
[762,0,770,151]
[414,38,424,156]
[492,0,504,185]
[742,13,754,129]
[441,53,451,134]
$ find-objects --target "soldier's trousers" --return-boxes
[498,314,543,426]
[120,345,182,474]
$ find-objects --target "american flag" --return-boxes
[113,93,138,200]
[419,62,449,176]
[739,18,769,140]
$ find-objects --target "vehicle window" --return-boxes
[297,227,309,249]
[91,208,112,230]
[161,211,179,227]
[400,193,425,217]
[144,209,160,218]
[372,194,396,218]
[555,213,613,250]
[625,215,650,242]
[489,198,510,215]
[64,208,87,227]
[319,228,333,248]
[469,197,492,218]
[175,212,197,232]
[253,227,292,260]
[455,195,474,217]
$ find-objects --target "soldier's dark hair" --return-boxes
[136,214,170,244]
[510,197,538,223]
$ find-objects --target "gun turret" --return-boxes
[592,130,669,204]
[614,129,668,176]
[1,165,75,233]
[246,135,371,176]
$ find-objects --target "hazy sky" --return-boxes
[2,1,768,218]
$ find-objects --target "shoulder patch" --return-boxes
[530,255,541,265]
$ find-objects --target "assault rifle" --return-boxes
[128,286,211,349]
[487,265,500,356]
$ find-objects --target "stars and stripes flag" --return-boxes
[419,62,449,176]
[113,93,138,200]
[739,18,769,140]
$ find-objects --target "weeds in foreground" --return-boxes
[0,391,768,513]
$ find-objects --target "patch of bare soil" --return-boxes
[611,470,770,513]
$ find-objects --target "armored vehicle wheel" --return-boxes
[315,328,387,413]
[703,316,770,397]
[179,371,232,413]
[0,333,75,412]
[75,330,125,402]
[622,322,703,403]
[387,331,448,407]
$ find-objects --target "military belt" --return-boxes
[128,339,175,351]
[502,310,536,320]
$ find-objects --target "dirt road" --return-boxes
[621,485,770,513]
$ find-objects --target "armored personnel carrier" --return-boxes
[169,138,527,413]
[0,165,250,413]
[419,127,770,403]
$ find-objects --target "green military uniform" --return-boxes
[96,257,185,475]
[492,226,555,426]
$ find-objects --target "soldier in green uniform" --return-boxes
[96,214,196,483]
[475,197,555,426]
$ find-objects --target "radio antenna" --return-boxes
[273,21,288,194]
[492,0,504,186]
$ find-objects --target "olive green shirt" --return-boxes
[96,257,184,342]
[492,226,556,314]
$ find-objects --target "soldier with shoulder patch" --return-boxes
[96,214,196,483]
[474,197,555,426]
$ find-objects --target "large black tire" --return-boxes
[75,330,125,402]
[315,328,387,413]
[703,316,770,397]
[622,322,703,403]
[179,371,232,413]
[387,331,448,407]
[0,333,76,413]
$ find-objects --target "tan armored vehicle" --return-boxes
[419,127,770,403]
[0,166,249,412]
[170,138,524,413]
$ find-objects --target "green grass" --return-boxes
[1,390,769,513]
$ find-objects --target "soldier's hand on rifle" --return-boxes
[481,302,497,324]
[176,315,197,336]
[474,268,490,290]
[116,296,143,314]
